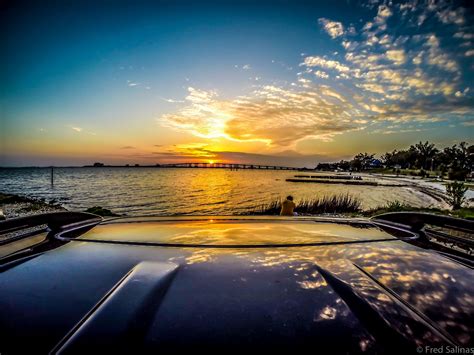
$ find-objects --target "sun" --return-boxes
[208,160,215,164]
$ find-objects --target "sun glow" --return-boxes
[208,160,215,164]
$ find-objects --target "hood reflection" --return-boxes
[168,240,473,346]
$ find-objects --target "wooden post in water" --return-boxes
[51,166,54,186]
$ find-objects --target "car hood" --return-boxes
[0,218,473,353]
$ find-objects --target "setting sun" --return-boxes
[208,160,215,165]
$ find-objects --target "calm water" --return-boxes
[0,167,440,215]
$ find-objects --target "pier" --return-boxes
[159,162,299,170]
[85,162,303,170]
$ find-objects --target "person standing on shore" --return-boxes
[280,195,296,216]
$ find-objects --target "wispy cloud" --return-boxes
[159,96,185,103]
[127,80,140,87]
[234,64,252,70]
[70,126,82,132]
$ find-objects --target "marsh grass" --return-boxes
[245,194,362,215]
[363,200,474,220]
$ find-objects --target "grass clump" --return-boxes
[364,200,474,220]
[85,206,119,217]
[452,208,474,220]
[246,194,361,215]
[247,195,474,220]
[446,181,468,210]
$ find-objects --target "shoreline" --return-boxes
[0,193,121,220]
[0,193,66,220]
[1,190,472,221]
[287,172,474,208]
[1,172,472,221]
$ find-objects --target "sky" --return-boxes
[1,0,473,167]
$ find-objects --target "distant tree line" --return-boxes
[316,141,474,180]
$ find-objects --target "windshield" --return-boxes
[69,219,395,246]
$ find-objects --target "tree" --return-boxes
[381,151,395,166]
[446,181,468,210]
[439,142,472,180]
[411,141,438,170]
[456,142,471,171]
[338,160,351,171]
[352,153,375,171]
[382,149,416,169]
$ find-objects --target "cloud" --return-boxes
[161,87,229,140]
[386,49,406,65]
[120,146,135,149]
[314,70,329,79]
[297,77,311,85]
[380,128,426,135]
[318,18,344,39]
[455,88,470,97]
[302,56,350,73]
[128,82,139,87]
[234,64,252,70]
[377,5,392,19]
[150,144,339,167]
[417,13,427,26]
[436,7,465,25]
[160,85,363,147]
[412,52,423,65]
[454,32,474,40]
[68,126,97,136]
[373,4,392,30]
[425,35,459,72]
[159,0,473,143]
[159,96,185,103]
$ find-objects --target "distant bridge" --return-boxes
[159,162,301,170]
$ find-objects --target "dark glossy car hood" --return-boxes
[1,217,473,354]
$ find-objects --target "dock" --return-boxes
[286,178,378,186]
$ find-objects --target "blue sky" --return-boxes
[1,0,473,166]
